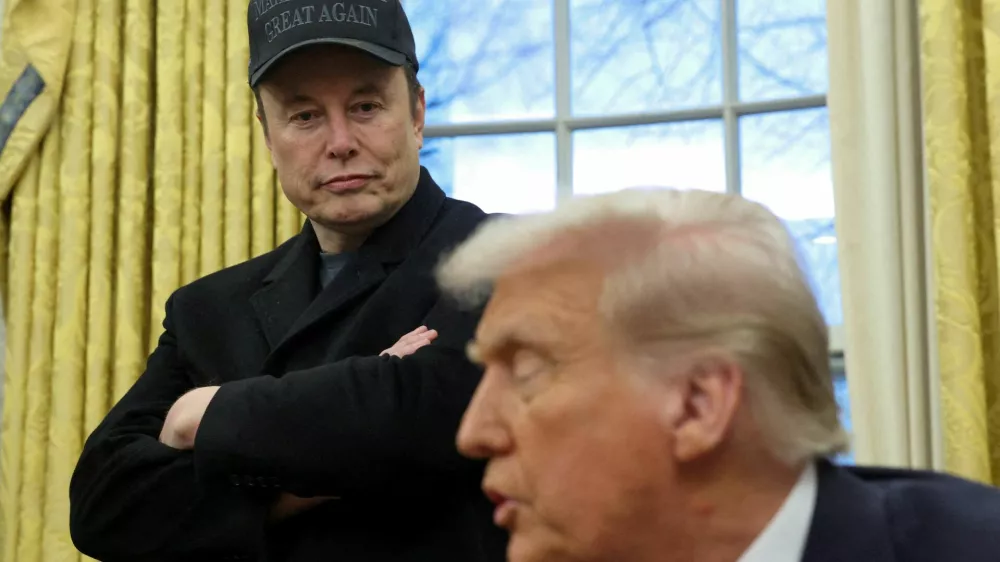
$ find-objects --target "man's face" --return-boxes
[457,258,681,562]
[257,46,425,236]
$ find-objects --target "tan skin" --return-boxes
[457,253,801,562]
[158,46,434,521]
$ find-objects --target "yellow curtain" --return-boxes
[0,0,302,560]
[920,0,1000,486]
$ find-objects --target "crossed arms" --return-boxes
[156,325,439,520]
[69,296,480,561]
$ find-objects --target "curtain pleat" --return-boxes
[112,0,153,403]
[181,0,204,286]
[199,0,226,276]
[44,0,95,556]
[16,115,61,562]
[225,0,252,268]
[2,150,40,562]
[84,0,122,435]
[148,0,185,351]
[919,0,1000,485]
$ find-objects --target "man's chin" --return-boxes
[507,533,538,562]
[310,208,389,234]
[507,529,577,562]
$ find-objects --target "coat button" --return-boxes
[230,474,241,487]
[244,475,255,487]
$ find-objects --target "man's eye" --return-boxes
[356,102,379,113]
[511,350,550,382]
[293,111,316,122]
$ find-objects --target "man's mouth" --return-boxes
[321,174,373,192]
[485,489,518,528]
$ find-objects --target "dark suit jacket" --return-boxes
[804,460,1000,561]
[70,169,508,562]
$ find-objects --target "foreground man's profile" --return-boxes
[437,188,1000,562]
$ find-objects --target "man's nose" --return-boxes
[324,114,359,160]
[456,376,511,460]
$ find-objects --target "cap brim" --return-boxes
[250,38,408,86]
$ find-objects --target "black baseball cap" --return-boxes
[247,0,419,86]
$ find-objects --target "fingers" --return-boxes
[397,326,432,345]
[397,330,437,355]
[380,327,439,358]
[270,494,339,522]
[402,325,429,338]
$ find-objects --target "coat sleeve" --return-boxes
[191,296,487,500]
[69,294,272,562]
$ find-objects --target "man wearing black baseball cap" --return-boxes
[70,1,507,561]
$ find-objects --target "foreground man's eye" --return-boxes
[511,349,551,382]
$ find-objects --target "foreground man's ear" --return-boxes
[668,359,744,462]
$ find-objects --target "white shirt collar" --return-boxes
[737,462,818,562]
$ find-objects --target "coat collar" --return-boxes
[800,460,898,562]
[354,166,446,264]
[252,167,447,354]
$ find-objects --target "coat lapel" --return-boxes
[279,252,387,347]
[249,222,322,350]
[800,460,897,562]
[250,167,448,367]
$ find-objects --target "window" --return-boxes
[407,0,849,443]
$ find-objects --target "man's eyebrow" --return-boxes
[278,92,316,105]
[275,83,384,105]
[468,329,512,364]
[351,82,384,97]
[471,323,544,363]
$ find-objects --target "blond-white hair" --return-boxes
[437,188,848,465]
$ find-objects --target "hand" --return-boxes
[380,325,438,358]
[270,493,339,522]
[159,386,220,450]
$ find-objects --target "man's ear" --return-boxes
[254,84,273,151]
[256,112,272,150]
[667,358,743,462]
[257,113,277,169]
[414,88,426,149]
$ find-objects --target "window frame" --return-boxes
[421,0,840,354]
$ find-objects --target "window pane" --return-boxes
[740,107,841,325]
[573,121,726,196]
[405,0,554,124]
[571,0,721,116]
[421,134,557,214]
[737,0,828,102]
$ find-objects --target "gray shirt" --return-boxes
[318,252,355,288]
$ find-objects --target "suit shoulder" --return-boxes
[890,469,1000,519]
[169,235,297,304]
[855,466,1000,559]
[441,196,489,221]
[429,197,493,240]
